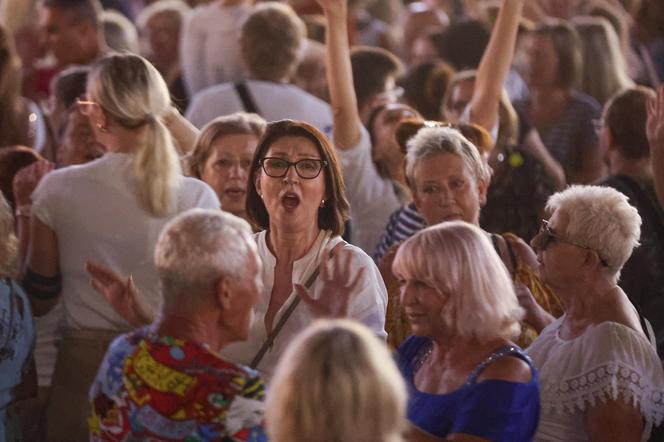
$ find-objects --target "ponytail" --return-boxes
[134,117,181,218]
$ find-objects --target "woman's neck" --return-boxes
[102,128,142,154]
[429,332,505,368]
[267,222,321,263]
[558,277,618,322]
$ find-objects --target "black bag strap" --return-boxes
[614,175,664,249]
[249,240,346,369]
[234,81,261,115]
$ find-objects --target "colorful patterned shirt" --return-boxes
[89,327,267,442]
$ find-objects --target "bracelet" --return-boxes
[15,204,31,218]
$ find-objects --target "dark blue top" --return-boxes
[397,336,540,442]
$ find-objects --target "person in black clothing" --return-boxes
[599,86,664,358]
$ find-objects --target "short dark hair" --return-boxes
[430,20,490,70]
[350,46,401,111]
[247,120,350,236]
[605,87,656,160]
[42,0,101,29]
[532,20,582,90]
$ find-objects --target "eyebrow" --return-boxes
[266,152,322,159]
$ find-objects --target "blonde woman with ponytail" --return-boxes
[19,53,219,442]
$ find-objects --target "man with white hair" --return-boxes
[87,209,267,441]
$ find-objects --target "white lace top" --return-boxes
[527,315,664,442]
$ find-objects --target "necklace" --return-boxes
[413,340,434,373]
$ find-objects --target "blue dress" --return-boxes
[397,336,540,441]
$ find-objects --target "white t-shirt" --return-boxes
[527,315,664,442]
[337,124,401,254]
[180,2,251,96]
[32,153,220,331]
[185,80,334,135]
[221,229,388,381]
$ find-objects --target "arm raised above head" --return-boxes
[318,0,362,151]
[468,0,524,133]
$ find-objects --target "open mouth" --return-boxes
[281,192,300,210]
[224,187,246,200]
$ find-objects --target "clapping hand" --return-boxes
[295,245,366,318]
[85,260,152,326]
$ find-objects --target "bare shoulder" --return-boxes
[477,354,533,384]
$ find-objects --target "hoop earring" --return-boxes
[96,122,108,133]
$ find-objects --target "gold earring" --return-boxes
[96,122,108,133]
[320,199,325,208]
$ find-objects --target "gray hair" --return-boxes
[135,0,191,31]
[100,10,139,54]
[547,185,641,283]
[405,126,489,186]
[154,209,257,312]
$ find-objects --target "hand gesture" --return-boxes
[295,245,366,318]
[514,282,554,332]
[85,260,152,326]
[12,160,54,206]
[647,86,664,150]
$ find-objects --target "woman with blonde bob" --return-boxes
[393,221,540,441]
[20,53,219,441]
[267,319,407,442]
[185,112,266,223]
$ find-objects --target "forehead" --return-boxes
[210,133,258,154]
[40,6,74,26]
[414,152,471,179]
[547,209,569,230]
[265,135,321,157]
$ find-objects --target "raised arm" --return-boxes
[318,0,361,150]
[163,106,200,155]
[468,0,524,133]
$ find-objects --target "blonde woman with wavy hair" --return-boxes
[267,319,407,442]
[18,52,219,441]
[392,221,540,441]
[573,16,635,106]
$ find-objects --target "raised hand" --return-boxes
[85,260,152,326]
[295,245,366,318]
[12,160,54,206]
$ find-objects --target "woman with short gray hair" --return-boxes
[528,185,664,441]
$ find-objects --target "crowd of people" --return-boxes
[1,0,664,441]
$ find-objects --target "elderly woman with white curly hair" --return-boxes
[527,185,664,442]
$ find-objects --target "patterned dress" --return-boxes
[89,327,267,442]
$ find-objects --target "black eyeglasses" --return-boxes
[260,157,327,179]
[532,220,608,266]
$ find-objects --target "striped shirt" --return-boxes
[373,203,426,263]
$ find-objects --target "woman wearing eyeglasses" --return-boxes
[527,185,664,442]
[218,119,388,380]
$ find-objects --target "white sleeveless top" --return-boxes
[527,315,664,442]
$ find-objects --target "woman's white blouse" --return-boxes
[527,315,664,442]
[221,229,388,381]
